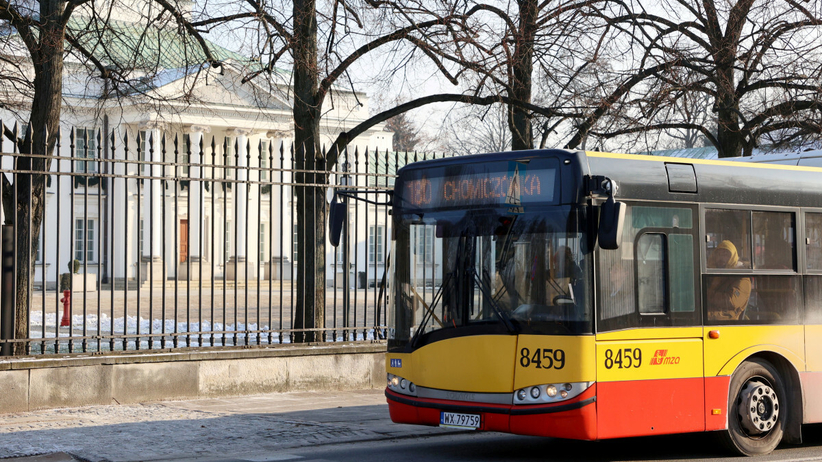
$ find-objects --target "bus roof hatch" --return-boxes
[665,163,697,193]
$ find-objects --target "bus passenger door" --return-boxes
[596,204,704,439]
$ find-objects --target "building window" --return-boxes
[74,128,97,174]
[74,219,96,262]
[260,140,269,181]
[224,223,232,262]
[293,224,299,263]
[413,225,434,264]
[259,224,267,262]
[336,243,344,264]
[36,226,43,263]
[224,137,235,179]
[139,219,144,256]
[180,134,190,175]
[139,130,149,176]
[369,225,385,264]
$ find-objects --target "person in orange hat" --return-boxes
[707,240,751,321]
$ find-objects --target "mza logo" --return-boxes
[390,358,402,368]
[649,349,680,365]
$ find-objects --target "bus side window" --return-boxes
[637,233,666,314]
[704,209,799,325]
[705,209,751,268]
[807,213,822,271]
[670,234,696,313]
[806,276,822,324]
[805,213,822,324]
[753,211,795,270]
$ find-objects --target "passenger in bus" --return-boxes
[707,240,752,321]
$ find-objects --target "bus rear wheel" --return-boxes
[722,359,786,456]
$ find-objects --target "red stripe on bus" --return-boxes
[705,375,730,431]
[597,377,705,439]
[800,372,822,423]
[386,387,598,440]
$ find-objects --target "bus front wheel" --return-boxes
[722,359,787,456]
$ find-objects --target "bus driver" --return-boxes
[707,240,752,321]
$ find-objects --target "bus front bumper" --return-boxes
[385,386,598,440]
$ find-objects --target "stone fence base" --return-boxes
[0,343,387,413]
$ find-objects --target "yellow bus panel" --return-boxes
[805,325,822,372]
[513,335,596,389]
[596,327,703,341]
[386,335,518,393]
[702,325,805,377]
[597,338,703,382]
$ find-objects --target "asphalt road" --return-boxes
[7,389,822,462]
[278,425,822,462]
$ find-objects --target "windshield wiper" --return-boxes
[472,269,517,334]
[410,271,453,348]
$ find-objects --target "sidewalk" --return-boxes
[0,389,460,462]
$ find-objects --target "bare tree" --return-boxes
[409,0,606,150]
[564,0,822,157]
[664,92,715,150]
[0,0,220,354]
[198,0,511,341]
[441,104,512,155]
[385,112,421,152]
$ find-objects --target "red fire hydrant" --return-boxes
[60,289,71,327]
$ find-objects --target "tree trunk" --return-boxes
[9,0,64,355]
[292,0,326,343]
[507,0,537,151]
[714,56,742,158]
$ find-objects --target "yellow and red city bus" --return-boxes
[382,149,822,455]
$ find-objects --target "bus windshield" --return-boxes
[388,206,592,350]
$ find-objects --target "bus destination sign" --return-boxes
[398,159,557,210]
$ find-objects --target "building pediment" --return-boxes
[186,68,291,111]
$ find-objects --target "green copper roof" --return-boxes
[66,16,254,71]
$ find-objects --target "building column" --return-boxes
[263,132,291,280]
[139,124,166,282]
[227,128,256,280]
[179,125,212,281]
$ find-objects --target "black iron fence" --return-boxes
[0,121,448,355]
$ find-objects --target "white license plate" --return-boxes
[440,411,481,429]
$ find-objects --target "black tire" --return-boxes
[720,358,787,456]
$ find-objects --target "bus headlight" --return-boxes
[513,382,594,404]
[387,373,417,397]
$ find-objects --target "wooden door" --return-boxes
[180,219,188,262]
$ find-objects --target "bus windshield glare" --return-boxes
[388,206,592,350]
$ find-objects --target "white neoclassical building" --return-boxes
[0,0,395,290]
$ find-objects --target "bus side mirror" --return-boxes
[598,194,625,250]
[329,195,346,247]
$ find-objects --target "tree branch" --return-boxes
[319,17,459,98]
[326,93,570,168]
[589,122,719,148]
[153,0,223,68]
[0,0,40,62]
[564,60,678,149]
